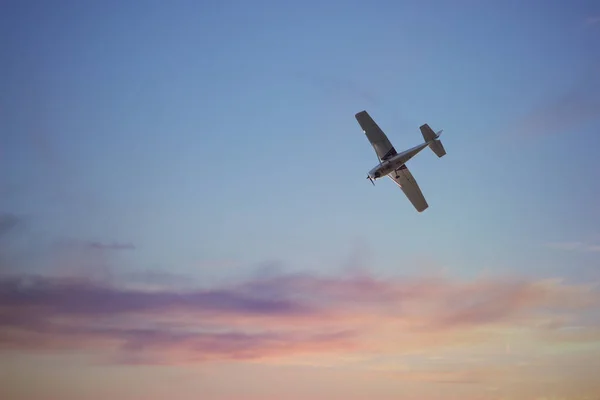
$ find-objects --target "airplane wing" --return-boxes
[388,165,429,212]
[355,110,397,161]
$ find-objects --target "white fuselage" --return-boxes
[368,141,430,180]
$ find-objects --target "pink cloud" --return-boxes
[0,270,598,365]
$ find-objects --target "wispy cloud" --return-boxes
[513,82,600,137]
[546,241,600,253]
[389,366,501,385]
[585,16,600,26]
[508,68,600,138]
[1,270,598,366]
[0,213,24,274]
[296,72,380,106]
[0,213,21,237]
[86,241,136,251]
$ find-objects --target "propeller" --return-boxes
[366,145,382,187]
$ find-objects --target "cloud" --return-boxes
[0,274,313,317]
[0,317,356,365]
[0,213,21,237]
[296,72,380,105]
[390,366,500,385]
[86,241,136,251]
[0,270,598,366]
[510,71,600,137]
[26,238,139,282]
[585,16,600,26]
[0,213,25,274]
[546,241,600,253]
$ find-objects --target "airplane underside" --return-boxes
[356,110,446,212]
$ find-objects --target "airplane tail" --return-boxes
[420,124,446,158]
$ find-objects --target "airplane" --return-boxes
[355,110,446,212]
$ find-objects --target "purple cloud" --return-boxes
[0,274,314,319]
[0,270,598,365]
[0,273,355,364]
[87,241,136,250]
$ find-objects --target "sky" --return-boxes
[1,0,600,399]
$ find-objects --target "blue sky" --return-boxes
[2,1,600,399]
[2,1,600,284]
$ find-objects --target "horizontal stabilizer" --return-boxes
[429,139,446,158]
[420,123,446,158]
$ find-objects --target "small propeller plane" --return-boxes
[355,110,447,212]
